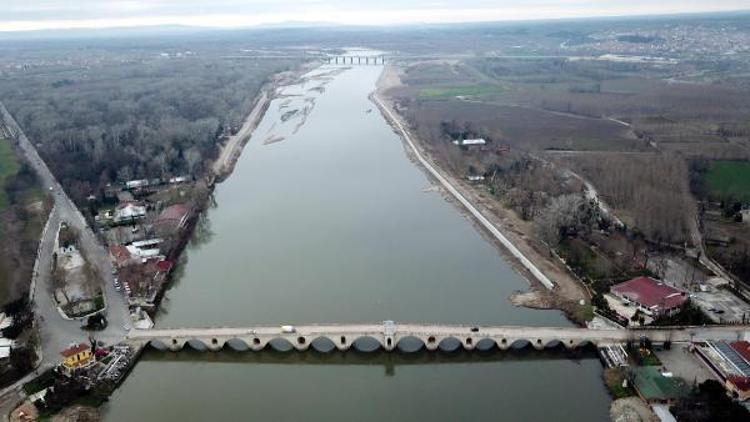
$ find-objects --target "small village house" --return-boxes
[113,202,147,223]
[452,138,486,146]
[610,276,688,317]
[60,343,93,375]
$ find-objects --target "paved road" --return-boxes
[0,101,129,368]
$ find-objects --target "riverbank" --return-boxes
[373,64,591,323]
[212,62,320,182]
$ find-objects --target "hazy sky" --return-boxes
[2,0,748,31]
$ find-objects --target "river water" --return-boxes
[103,63,611,421]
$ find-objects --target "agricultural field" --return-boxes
[704,160,750,202]
[419,84,505,99]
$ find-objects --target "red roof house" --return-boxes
[109,244,135,268]
[60,343,90,359]
[155,260,173,273]
[155,204,191,232]
[731,341,750,364]
[610,276,687,317]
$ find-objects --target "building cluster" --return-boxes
[97,177,194,313]
[12,342,135,420]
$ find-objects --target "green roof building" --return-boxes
[632,366,690,404]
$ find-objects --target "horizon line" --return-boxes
[1,8,749,34]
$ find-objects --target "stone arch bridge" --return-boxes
[127,323,750,353]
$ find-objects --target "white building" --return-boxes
[453,138,486,146]
[126,238,163,260]
[114,202,147,223]
[0,313,13,330]
[125,179,149,189]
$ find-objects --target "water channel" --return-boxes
[104,62,611,421]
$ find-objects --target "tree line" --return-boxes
[0,55,298,205]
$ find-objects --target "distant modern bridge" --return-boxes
[127,323,750,353]
[327,55,385,65]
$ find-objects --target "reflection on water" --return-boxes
[105,348,610,422]
[140,346,600,370]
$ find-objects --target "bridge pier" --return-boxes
[336,335,350,351]
[207,338,223,352]
[294,336,311,351]
[424,335,440,351]
[384,335,395,351]
[532,338,546,351]
[168,339,185,352]
[249,337,265,352]
[463,337,476,351]
[497,338,510,351]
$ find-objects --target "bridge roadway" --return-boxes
[127,324,750,353]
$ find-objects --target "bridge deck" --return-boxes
[128,324,750,353]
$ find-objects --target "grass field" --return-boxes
[705,160,750,202]
[0,137,21,212]
[419,84,505,99]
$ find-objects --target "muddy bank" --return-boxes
[213,62,319,182]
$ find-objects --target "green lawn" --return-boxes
[0,137,20,211]
[705,160,750,202]
[419,84,505,99]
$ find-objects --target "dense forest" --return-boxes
[0,53,299,204]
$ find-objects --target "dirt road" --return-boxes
[212,90,271,179]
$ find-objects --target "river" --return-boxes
[103,61,611,421]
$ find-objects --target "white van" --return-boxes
[280,325,296,334]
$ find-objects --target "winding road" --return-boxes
[0,101,129,376]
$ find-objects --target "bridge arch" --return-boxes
[545,339,568,351]
[148,339,170,351]
[268,338,294,352]
[569,339,594,349]
[475,338,496,352]
[352,336,383,352]
[225,338,250,351]
[509,339,531,349]
[186,339,209,351]
[310,336,337,353]
[438,337,462,352]
[396,336,425,353]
